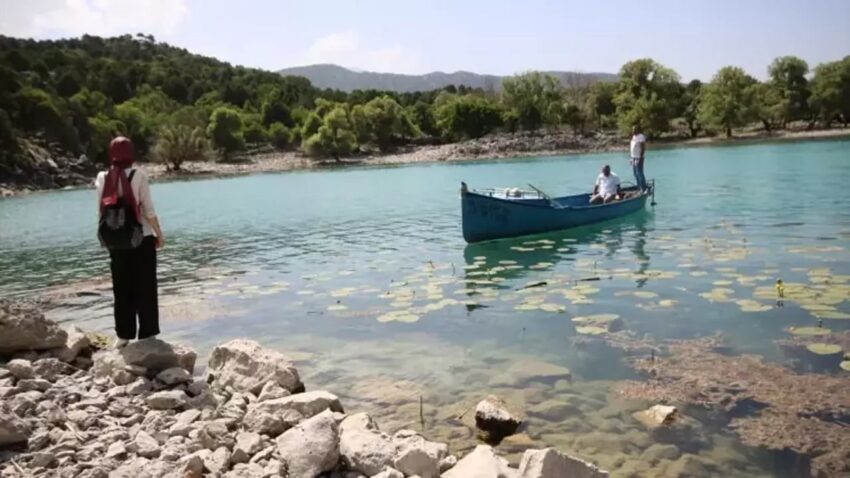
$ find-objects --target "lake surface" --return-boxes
[2,139,850,476]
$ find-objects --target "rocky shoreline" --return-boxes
[3,128,849,198]
[0,300,609,478]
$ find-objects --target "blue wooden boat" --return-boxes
[461,182,653,243]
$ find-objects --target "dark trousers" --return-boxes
[109,235,160,340]
[632,158,647,191]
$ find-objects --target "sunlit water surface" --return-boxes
[2,139,850,476]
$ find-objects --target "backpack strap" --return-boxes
[128,169,136,183]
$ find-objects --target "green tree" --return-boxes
[115,103,156,157]
[562,104,586,133]
[585,81,617,129]
[698,66,756,138]
[349,104,374,146]
[768,56,810,125]
[406,101,438,137]
[433,93,504,140]
[681,80,703,137]
[501,72,564,130]
[261,88,294,127]
[748,82,784,132]
[358,96,419,151]
[154,125,208,171]
[302,106,356,160]
[268,122,293,150]
[301,112,322,139]
[0,109,18,164]
[809,58,850,126]
[206,107,245,157]
[242,113,269,143]
[613,59,681,137]
[56,71,82,97]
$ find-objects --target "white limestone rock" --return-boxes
[156,367,193,385]
[0,301,67,354]
[442,445,515,478]
[276,410,339,478]
[338,412,395,475]
[517,448,609,478]
[145,390,188,410]
[206,339,303,395]
[0,402,31,446]
[475,395,522,442]
[244,390,343,436]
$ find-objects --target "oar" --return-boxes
[527,184,568,209]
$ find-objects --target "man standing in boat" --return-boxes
[630,125,647,191]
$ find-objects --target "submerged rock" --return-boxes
[0,299,68,355]
[475,395,522,443]
[517,448,609,478]
[490,358,572,387]
[442,445,515,478]
[632,405,677,429]
[207,339,303,394]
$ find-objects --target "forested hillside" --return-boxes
[1,33,848,189]
[277,63,617,92]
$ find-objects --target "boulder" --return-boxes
[442,445,515,478]
[122,339,197,374]
[475,395,522,443]
[256,380,291,402]
[205,446,232,475]
[244,390,343,435]
[32,358,74,381]
[231,431,263,464]
[134,430,161,458]
[145,390,188,410]
[156,367,193,385]
[276,410,339,478]
[0,300,68,355]
[632,405,677,429]
[0,402,31,446]
[54,326,91,363]
[206,339,303,394]
[372,468,404,478]
[517,448,608,478]
[7,359,34,379]
[339,413,395,475]
[223,463,265,478]
[391,430,448,478]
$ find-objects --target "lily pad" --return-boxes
[840,361,850,372]
[787,326,830,336]
[575,325,607,335]
[806,343,842,355]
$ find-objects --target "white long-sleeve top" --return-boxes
[95,167,158,237]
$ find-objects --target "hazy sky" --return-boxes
[2,0,848,81]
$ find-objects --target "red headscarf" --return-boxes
[99,136,140,221]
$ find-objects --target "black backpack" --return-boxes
[98,170,144,250]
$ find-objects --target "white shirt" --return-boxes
[630,133,646,159]
[95,167,157,237]
[595,172,621,196]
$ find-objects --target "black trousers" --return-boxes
[109,235,160,340]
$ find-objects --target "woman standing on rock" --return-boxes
[95,136,164,348]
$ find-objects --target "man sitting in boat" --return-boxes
[590,165,621,204]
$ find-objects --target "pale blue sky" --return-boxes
[2,0,848,81]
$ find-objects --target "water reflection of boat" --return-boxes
[460,182,652,243]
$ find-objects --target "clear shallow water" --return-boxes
[2,139,850,476]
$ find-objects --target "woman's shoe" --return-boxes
[113,338,130,349]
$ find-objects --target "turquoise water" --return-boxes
[2,139,850,476]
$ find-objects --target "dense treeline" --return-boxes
[1,34,849,170]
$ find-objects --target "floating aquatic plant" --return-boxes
[787,326,830,337]
[805,343,843,355]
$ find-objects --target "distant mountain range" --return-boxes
[277,64,617,93]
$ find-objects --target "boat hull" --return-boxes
[461,188,649,243]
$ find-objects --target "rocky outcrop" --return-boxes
[442,445,516,478]
[207,339,303,394]
[0,299,68,355]
[0,300,611,478]
[518,448,609,478]
[475,395,522,443]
